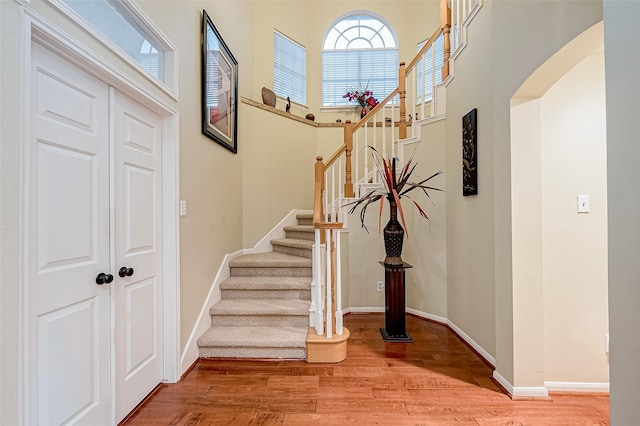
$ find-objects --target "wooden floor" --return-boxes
[123,313,609,425]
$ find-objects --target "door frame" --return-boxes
[18,10,181,424]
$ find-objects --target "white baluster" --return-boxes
[354,131,359,197]
[335,229,343,335]
[325,228,332,339]
[310,241,317,328]
[314,229,324,336]
[324,170,329,223]
[364,129,369,187]
[331,165,336,222]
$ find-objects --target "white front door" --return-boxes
[28,43,165,425]
[29,42,112,425]
[112,91,164,423]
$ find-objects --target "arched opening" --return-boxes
[510,21,609,391]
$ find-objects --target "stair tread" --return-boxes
[270,238,313,249]
[283,225,314,232]
[198,326,308,348]
[209,299,310,316]
[229,251,311,268]
[220,276,311,290]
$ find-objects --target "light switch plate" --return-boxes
[577,195,590,213]
[179,200,187,216]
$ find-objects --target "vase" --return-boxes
[383,197,404,265]
[360,107,367,119]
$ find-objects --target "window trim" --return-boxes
[47,0,178,100]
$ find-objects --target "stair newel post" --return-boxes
[398,62,407,140]
[441,0,452,80]
[343,121,354,198]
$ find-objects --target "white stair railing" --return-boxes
[310,0,482,339]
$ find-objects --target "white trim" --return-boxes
[344,307,385,314]
[493,371,550,398]
[446,317,496,367]
[493,370,514,395]
[162,111,181,383]
[46,0,178,100]
[180,209,312,374]
[512,386,550,398]
[405,307,448,325]
[253,209,311,253]
[545,381,609,393]
[19,10,181,421]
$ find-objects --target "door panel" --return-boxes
[113,90,164,423]
[30,43,111,425]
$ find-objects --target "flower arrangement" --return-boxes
[343,83,379,117]
[346,145,443,237]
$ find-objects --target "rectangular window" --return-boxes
[322,49,398,107]
[53,0,176,95]
[273,31,306,105]
[416,34,444,102]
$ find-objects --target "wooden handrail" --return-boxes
[406,26,444,74]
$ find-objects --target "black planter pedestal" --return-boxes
[379,261,413,343]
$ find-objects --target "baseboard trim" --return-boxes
[545,381,610,393]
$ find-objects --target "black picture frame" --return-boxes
[462,108,478,196]
[202,10,238,153]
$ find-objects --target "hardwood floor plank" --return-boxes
[122,313,609,425]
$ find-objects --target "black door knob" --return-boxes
[95,273,114,285]
[118,267,134,278]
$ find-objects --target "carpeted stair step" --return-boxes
[270,238,313,258]
[209,299,310,327]
[229,252,311,277]
[283,224,315,241]
[220,276,311,300]
[296,213,314,226]
[197,326,307,359]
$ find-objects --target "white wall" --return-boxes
[603,0,640,422]
[540,48,608,384]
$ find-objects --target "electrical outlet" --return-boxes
[377,281,384,291]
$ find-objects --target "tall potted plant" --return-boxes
[347,145,442,265]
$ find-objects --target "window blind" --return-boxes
[273,31,306,105]
[417,34,445,101]
[322,49,398,106]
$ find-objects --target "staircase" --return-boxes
[197,213,314,359]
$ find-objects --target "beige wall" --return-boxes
[250,1,441,123]
[603,0,640,422]
[241,106,316,247]
[134,1,253,350]
[444,0,603,386]
[343,122,447,315]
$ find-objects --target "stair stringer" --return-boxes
[180,209,312,374]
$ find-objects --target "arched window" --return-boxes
[322,12,398,106]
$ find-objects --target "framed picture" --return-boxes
[462,108,477,196]
[202,10,238,153]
